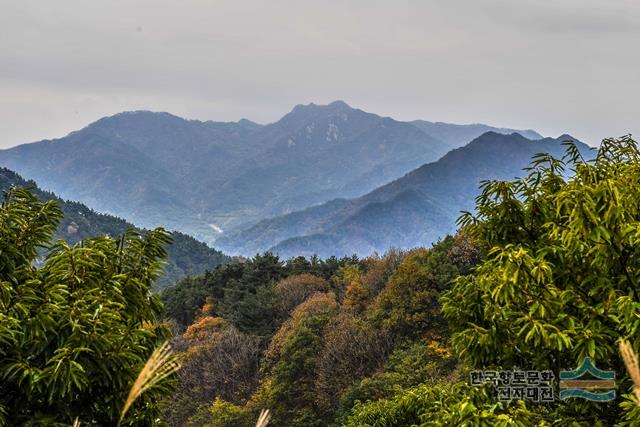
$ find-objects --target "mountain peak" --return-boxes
[85,110,187,131]
[557,133,578,142]
[237,118,262,130]
[292,102,315,111]
[327,100,351,109]
[473,130,529,143]
[108,110,182,120]
[289,100,353,114]
[277,101,359,129]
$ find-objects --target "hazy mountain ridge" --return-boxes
[220,132,592,258]
[410,120,543,150]
[0,167,231,288]
[0,101,544,245]
[196,101,450,219]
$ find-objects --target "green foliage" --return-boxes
[224,283,278,337]
[285,255,361,281]
[161,251,367,426]
[255,292,339,426]
[343,381,548,427]
[161,232,231,289]
[441,136,640,424]
[335,339,455,424]
[162,235,475,427]
[269,324,326,426]
[202,398,254,427]
[161,253,359,333]
[162,263,246,329]
[0,188,176,426]
[161,275,215,328]
[370,241,460,338]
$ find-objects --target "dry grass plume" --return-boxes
[620,339,640,404]
[118,341,181,425]
[255,409,271,427]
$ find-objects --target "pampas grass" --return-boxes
[620,339,640,405]
[69,340,266,426]
[255,409,271,427]
[118,341,181,425]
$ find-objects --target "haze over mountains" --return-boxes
[0,101,542,251]
[219,132,591,257]
[0,167,231,288]
[409,121,542,150]
[8,118,584,275]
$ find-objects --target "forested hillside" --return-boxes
[160,236,478,426]
[0,167,231,288]
[3,0,634,425]
[5,136,640,426]
[156,136,640,426]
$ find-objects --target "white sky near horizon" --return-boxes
[0,0,639,148]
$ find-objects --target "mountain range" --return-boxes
[217,132,592,258]
[0,101,541,246]
[0,167,231,288]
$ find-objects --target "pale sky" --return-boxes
[1,0,638,148]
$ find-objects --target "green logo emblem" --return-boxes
[559,357,616,401]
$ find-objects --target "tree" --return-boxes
[337,265,368,312]
[358,249,406,304]
[335,339,456,424]
[203,397,254,427]
[161,263,246,331]
[0,188,176,425]
[314,314,391,416]
[370,245,458,339]
[160,253,360,334]
[161,275,213,329]
[166,325,261,426]
[273,274,329,321]
[256,292,338,426]
[219,253,285,336]
[442,136,640,423]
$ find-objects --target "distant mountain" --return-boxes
[0,101,543,244]
[205,101,451,217]
[0,111,266,242]
[219,132,591,258]
[410,121,542,150]
[0,167,232,289]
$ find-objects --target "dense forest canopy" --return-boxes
[159,234,481,426]
[160,136,640,426]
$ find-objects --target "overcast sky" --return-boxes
[1,0,638,148]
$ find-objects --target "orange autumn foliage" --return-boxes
[183,316,227,342]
